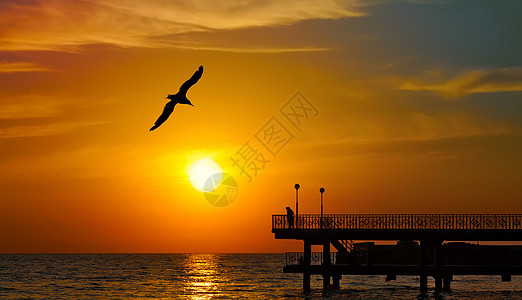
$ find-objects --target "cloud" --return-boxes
[0,121,106,138]
[0,95,67,119]
[397,112,510,141]
[142,43,331,53]
[400,67,522,98]
[0,62,52,73]
[0,0,366,51]
[0,94,111,138]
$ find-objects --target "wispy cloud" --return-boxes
[144,43,332,53]
[0,62,52,73]
[0,121,106,139]
[0,93,111,138]
[0,95,67,119]
[0,0,367,52]
[400,67,522,98]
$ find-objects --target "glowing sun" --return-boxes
[188,158,223,192]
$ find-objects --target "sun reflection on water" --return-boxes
[183,254,222,299]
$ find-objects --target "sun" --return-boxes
[188,158,223,192]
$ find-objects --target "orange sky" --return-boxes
[1,0,522,253]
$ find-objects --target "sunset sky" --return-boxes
[1,0,521,253]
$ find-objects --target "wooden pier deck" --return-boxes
[272,214,522,294]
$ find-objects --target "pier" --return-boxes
[272,214,522,294]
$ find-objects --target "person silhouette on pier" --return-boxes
[286,206,295,229]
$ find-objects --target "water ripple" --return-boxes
[0,254,521,299]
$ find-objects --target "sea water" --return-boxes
[1,254,521,299]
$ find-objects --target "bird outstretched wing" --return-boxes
[150,101,176,131]
[178,65,203,96]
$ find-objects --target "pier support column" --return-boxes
[419,240,428,295]
[333,274,341,289]
[323,242,331,265]
[434,241,443,293]
[443,275,452,292]
[502,274,512,282]
[322,274,331,290]
[322,242,331,290]
[303,240,311,294]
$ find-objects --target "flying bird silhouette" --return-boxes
[150,65,203,131]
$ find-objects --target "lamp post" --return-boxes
[320,187,325,229]
[295,184,300,228]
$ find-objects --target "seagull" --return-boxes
[150,65,203,131]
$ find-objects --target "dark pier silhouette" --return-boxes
[272,214,522,294]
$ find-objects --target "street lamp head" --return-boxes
[294,184,300,190]
[320,187,325,194]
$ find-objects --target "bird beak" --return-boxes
[190,103,194,106]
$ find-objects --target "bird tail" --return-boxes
[150,125,158,131]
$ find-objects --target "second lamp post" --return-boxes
[320,187,325,228]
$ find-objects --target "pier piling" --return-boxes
[303,240,311,294]
[333,274,341,289]
[443,275,452,292]
[434,241,443,293]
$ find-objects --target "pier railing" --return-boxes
[273,214,522,230]
[285,251,522,267]
[286,252,337,266]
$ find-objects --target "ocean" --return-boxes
[1,254,521,299]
